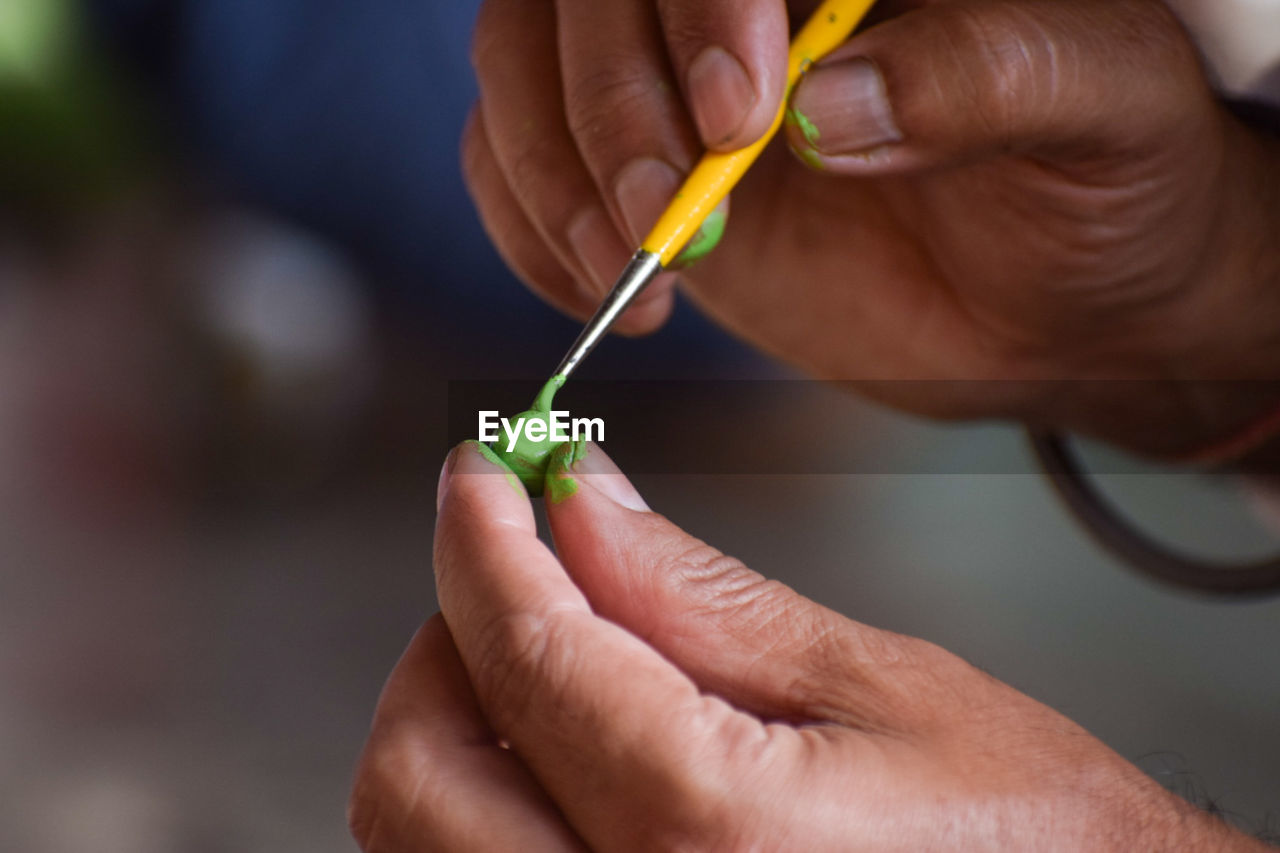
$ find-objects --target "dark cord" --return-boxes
[1028,430,1280,597]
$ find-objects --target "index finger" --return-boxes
[656,0,789,150]
[433,443,775,848]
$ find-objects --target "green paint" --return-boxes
[533,373,565,412]
[788,106,821,148]
[490,375,569,497]
[799,146,825,171]
[545,439,589,504]
[467,440,526,497]
[672,208,728,268]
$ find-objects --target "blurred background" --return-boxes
[1,1,1278,850]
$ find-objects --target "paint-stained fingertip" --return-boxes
[439,441,532,511]
[545,442,650,513]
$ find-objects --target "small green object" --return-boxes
[0,0,71,82]
[490,375,568,497]
[671,208,728,269]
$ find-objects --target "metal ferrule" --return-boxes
[553,250,663,379]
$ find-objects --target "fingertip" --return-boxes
[568,206,633,299]
[612,280,677,337]
[705,60,784,153]
[461,107,603,322]
[660,0,789,152]
[789,56,902,157]
[783,119,900,176]
[784,125,833,173]
[438,441,536,531]
[545,441,650,514]
[687,45,761,150]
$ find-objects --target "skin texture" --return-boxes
[490,374,568,496]
[462,0,1280,457]
[349,442,1271,852]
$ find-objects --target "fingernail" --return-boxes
[791,58,901,155]
[687,46,758,146]
[614,158,682,246]
[558,442,649,512]
[568,207,630,297]
[544,439,589,504]
[436,446,461,511]
[440,442,527,509]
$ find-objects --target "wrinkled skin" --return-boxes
[348,443,1267,851]
[461,0,1280,456]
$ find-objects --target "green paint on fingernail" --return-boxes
[672,208,728,268]
[799,146,825,171]
[545,439,589,504]
[787,106,821,148]
[467,440,526,497]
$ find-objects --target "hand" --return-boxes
[348,442,1263,851]
[462,0,1280,456]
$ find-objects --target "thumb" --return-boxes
[543,442,936,727]
[786,0,1209,174]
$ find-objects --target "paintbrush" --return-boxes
[551,0,879,381]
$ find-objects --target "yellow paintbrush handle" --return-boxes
[641,0,876,266]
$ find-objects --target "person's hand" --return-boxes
[462,0,1280,456]
[348,442,1264,851]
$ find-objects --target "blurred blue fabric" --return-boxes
[87,0,772,377]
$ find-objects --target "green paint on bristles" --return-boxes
[534,373,566,412]
[672,209,728,268]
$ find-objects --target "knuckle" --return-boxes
[656,541,787,628]
[642,759,744,852]
[788,623,948,723]
[564,64,661,156]
[470,0,514,73]
[656,10,712,61]
[347,726,429,852]
[941,5,1046,145]
[468,608,577,733]
[777,622,867,712]
[504,135,563,203]
[1110,0,1199,66]
[1108,0,1208,116]
[663,540,755,592]
[635,705,775,852]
